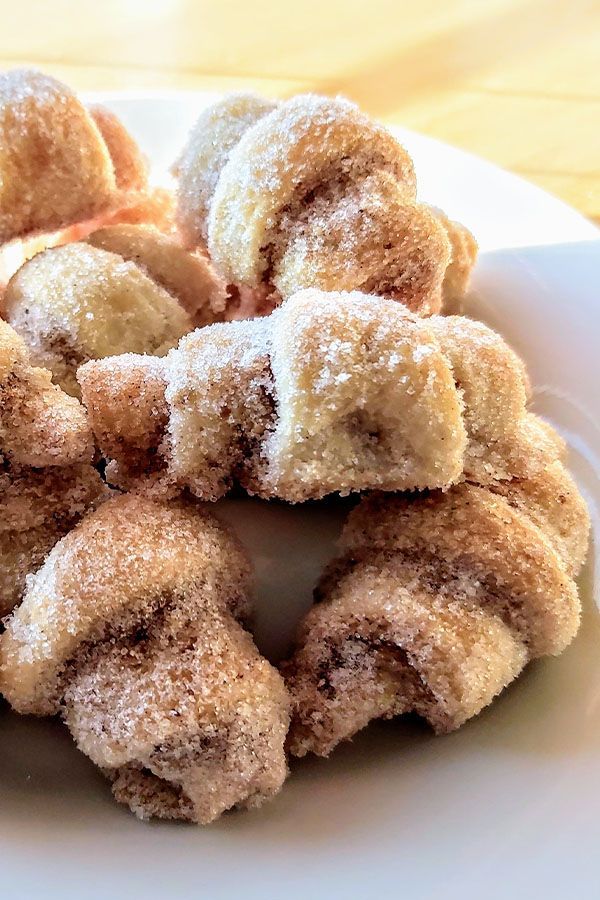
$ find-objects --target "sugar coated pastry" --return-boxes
[0,70,181,290]
[174,93,277,248]
[0,464,108,616]
[80,289,560,502]
[0,65,588,825]
[267,169,450,314]
[1,189,178,306]
[176,93,476,314]
[0,187,177,294]
[2,230,226,395]
[429,207,479,312]
[283,462,589,757]
[0,317,92,465]
[85,224,227,325]
[0,493,290,823]
[0,70,147,245]
[0,318,104,614]
[88,105,148,193]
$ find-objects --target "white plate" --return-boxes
[1,94,599,900]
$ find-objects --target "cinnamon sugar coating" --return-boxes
[3,228,225,395]
[0,68,589,825]
[273,170,450,315]
[0,318,103,614]
[0,494,290,823]
[80,290,561,502]
[0,70,183,293]
[0,464,109,616]
[0,70,116,244]
[0,70,152,245]
[176,93,476,314]
[284,465,589,757]
[208,94,415,283]
[0,318,92,466]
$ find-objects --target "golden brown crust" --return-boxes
[0,494,290,824]
[0,70,118,244]
[80,290,560,503]
[284,473,588,756]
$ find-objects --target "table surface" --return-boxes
[1,0,598,223]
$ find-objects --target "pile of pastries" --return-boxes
[0,70,590,825]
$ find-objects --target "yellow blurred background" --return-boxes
[0,0,598,221]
